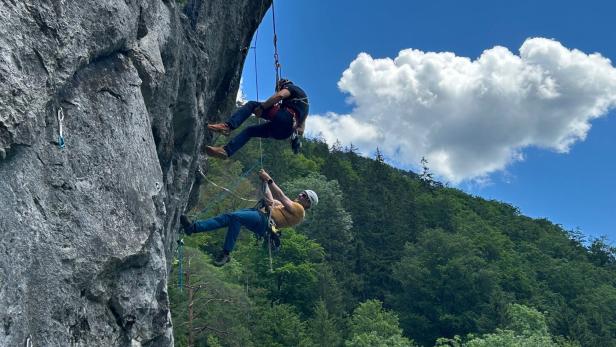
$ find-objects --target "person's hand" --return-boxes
[253,104,264,117]
[258,169,272,182]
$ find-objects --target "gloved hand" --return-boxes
[253,103,264,117]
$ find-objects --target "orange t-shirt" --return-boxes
[270,201,305,228]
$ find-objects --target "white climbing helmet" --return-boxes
[302,189,318,207]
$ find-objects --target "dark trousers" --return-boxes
[224,101,295,156]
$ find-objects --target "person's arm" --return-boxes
[254,89,291,117]
[258,169,295,210]
[262,182,275,206]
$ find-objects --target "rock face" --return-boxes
[0,0,270,345]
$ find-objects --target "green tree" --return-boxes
[282,173,353,263]
[587,236,616,268]
[170,136,616,347]
[283,173,358,309]
[252,304,311,347]
[235,228,327,316]
[345,300,416,347]
[307,300,343,347]
[169,247,253,346]
[392,228,501,345]
[435,304,579,347]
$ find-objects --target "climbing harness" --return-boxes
[254,181,281,273]
[291,96,309,107]
[57,107,65,149]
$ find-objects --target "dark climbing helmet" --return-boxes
[276,78,293,91]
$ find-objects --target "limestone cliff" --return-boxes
[0,0,270,345]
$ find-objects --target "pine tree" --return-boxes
[375,147,385,164]
[419,156,442,189]
[307,300,342,347]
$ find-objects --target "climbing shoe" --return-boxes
[205,146,229,160]
[213,251,231,267]
[179,214,193,235]
[207,123,231,136]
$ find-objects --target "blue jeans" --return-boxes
[192,208,267,253]
[224,101,295,156]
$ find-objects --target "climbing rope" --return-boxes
[253,28,260,102]
[272,0,281,86]
[267,230,273,273]
[201,176,258,203]
[189,160,262,218]
[252,27,265,169]
[257,182,276,273]
[57,107,65,149]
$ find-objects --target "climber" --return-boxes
[205,78,309,159]
[179,169,318,266]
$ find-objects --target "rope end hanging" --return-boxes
[57,107,65,150]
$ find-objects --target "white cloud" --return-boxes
[307,112,381,149]
[236,78,247,105]
[306,37,616,183]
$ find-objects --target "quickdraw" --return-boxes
[57,107,65,149]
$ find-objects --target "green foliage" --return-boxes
[169,247,253,346]
[170,134,616,347]
[463,331,556,347]
[435,304,579,347]
[505,304,550,336]
[251,304,311,347]
[282,173,357,308]
[349,300,403,337]
[587,236,616,268]
[234,228,326,316]
[306,300,343,347]
[345,300,416,347]
[436,304,576,347]
[346,333,415,347]
[392,228,502,344]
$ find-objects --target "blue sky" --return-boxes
[240,0,616,243]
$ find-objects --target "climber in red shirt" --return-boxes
[205,79,308,159]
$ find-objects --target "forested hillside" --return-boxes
[170,118,616,346]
